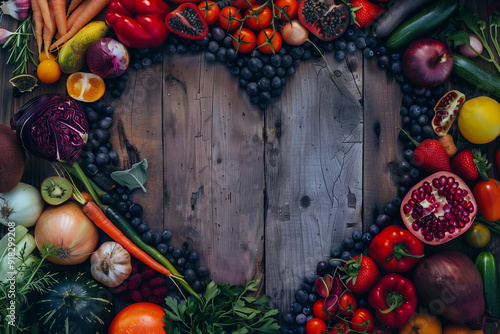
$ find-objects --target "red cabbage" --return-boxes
[10,94,88,165]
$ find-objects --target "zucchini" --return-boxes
[385,0,458,50]
[452,54,500,100]
[475,251,500,318]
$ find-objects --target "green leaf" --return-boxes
[111,159,149,192]
[447,30,470,48]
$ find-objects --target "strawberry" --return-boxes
[350,0,385,28]
[412,139,452,173]
[341,254,380,294]
[451,148,491,182]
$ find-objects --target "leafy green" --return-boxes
[163,280,280,334]
[111,159,149,192]
[3,15,37,76]
[447,4,500,73]
[0,244,58,333]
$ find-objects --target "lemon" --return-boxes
[9,74,38,93]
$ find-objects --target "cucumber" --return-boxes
[475,251,500,318]
[385,0,458,50]
[452,54,500,99]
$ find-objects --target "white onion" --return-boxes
[0,182,44,227]
[458,33,483,58]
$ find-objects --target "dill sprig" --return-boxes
[3,15,37,76]
[0,244,59,333]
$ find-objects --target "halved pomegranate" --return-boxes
[401,172,477,245]
[298,0,349,41]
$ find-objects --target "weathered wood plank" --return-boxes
[264,51,363,312]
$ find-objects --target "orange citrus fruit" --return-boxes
[443,324,484,334]
[37,59,61,84]
[399,313,442,334]
[66,72,105,102]
[38,51,56,62]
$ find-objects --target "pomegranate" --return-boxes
[401,172,477,245]
[432,90,465,136]
[298,0,349,41]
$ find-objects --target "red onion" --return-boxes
[402,38,454,87]
[10,94,88,165]
[458,33,483,58]
[413,251,485,329]
[86,38,129,79]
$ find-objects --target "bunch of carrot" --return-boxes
[31,0,111,58]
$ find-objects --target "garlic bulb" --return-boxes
[90,241,132,287]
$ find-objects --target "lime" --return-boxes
[9,74,38,93]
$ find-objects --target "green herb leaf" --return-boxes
[111,159,149,192]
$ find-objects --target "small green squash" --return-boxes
[30,271,114,334]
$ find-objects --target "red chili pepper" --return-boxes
[368,273,418,328]
[368,225,424,272]
[105,0,170,49]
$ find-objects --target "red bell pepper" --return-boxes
[105,0,170,49]
[368,225,424,272]
[368,273,418,329]
[165,3,209,40]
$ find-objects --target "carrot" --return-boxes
[82,201,171,278]
[66,0,84,17]
[42,1,56,59]
[31,0,44,54]
[50,0,111,50]
[65,0,91,31]
[51,0,67,36]
[438,134,457,157]
[36,0,54,37]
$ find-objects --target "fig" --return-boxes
[401,172,477,245]
[298,0,349,41]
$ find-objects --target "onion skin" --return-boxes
[87,38,130,79]
[413,251,485,329]
[281,20,309,46]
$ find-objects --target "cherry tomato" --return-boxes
[244,4,272,30]
[231,0,256,9]
[256,29,282,54]
[305,318,327,334]
[109,302,165,334]
[350,308,375,333]
[37,59,61,84]
[338,291,357,316]
[312,299,329,322]
[274,0,299,20]
[219,6,242,31]
[464,222,491,248]
[472,178,500,222]
[198,0,220,26]
[328,321,350,334]
[232,28,257,53]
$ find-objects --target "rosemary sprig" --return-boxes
[3,15,37,76]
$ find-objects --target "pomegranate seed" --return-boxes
[404,204,412,214]
[409,199,417,207]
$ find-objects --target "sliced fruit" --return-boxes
[66,72,106,102]
[432,90,465,136]
[401,172,477,245]
[9,74,38,93]
[297,0,349,41]
[40,176,73,205]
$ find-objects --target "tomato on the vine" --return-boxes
[231,0,255,9]
[256,29,282,54]
[328,321,349,334]
[472,178,500,222]
[305,318,327,334]
[198,0,220,26]
[274,0,299,20]
[244,4,272,30]
[338,291,357,316]
[312,299,329,322]
[232,28,257,53]
[219,6,242,31]
[350,308,375,333]
[464,222,490,248]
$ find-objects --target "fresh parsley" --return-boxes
[163,280,280,334]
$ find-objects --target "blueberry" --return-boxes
[397,186,409,197]
[375,46,387,56]
[392,196,402,207]
[401,83,412,94]
[246,82,259,96]
[334,50,345,61]
[196,265,210,278]
[98,145,108,154]
[172,247,183,259]
[130,217,142,227]
[402,95,414,107]
[363,48,374,58]
[408,105,421,119]
[230,66,240,76]
[303,271,317,284]
[239,78,248,88]
[355,37,366,49]
[334,39,347,50]
[271,54,282,67]
[271,76,282,88]
[248,57,263,72]
[95,153,109,165]
[157,243,168,254]
[354,241,364,250]
[346,41,356,53]
[259,91,271,102]
[410,123,422,136]
[404,149,414,161]
[340,251,352,261]
[295,313,307,325]
[302,306,312,316]
[308,294,317,304]
[290,46,304,59]
[286,67,296,76]
[295,289,309,304]
[342,237,354,250]
[131,61,142,70]
[141,57,152,68]
[292,301,303,314]
[212,27,226,41]
[422,125,434,138]
[188,251,200,263]
[129,203,143,217]
[205,52,216,63]
[329,260,342,268]
[300,281,312,292]
[330,245,342,257]
[281,55,293,67]
[391,61,402,74]
[216,47,227,62]
[352,230,362,241]
[361,232,372,243]
[103,105,114,116]
[240,67,253,80]
[283,312,295,324]
[153,232,162,245]
[258,77,271,91]
[377,55,390,68]
[262,65,276,78]
[369,224,380,236]
[418,114,429,125]
[142,230,154,244]
[85,163,98,175]
[410,168,420,179]
[384,202,398,216]
[398,161,412,175]
[165,44,177,55]
[101,193,116,205]
[84,151,95,164]
[271,87,282,97]
[176,257,186,268]
[152,52,164,63]
[345,28,357,41]
[86,109,99,122]
[207,41,219,54]
[137,222,149,233]
[100,116,113,129]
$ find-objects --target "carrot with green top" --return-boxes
[82,201,172,278]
